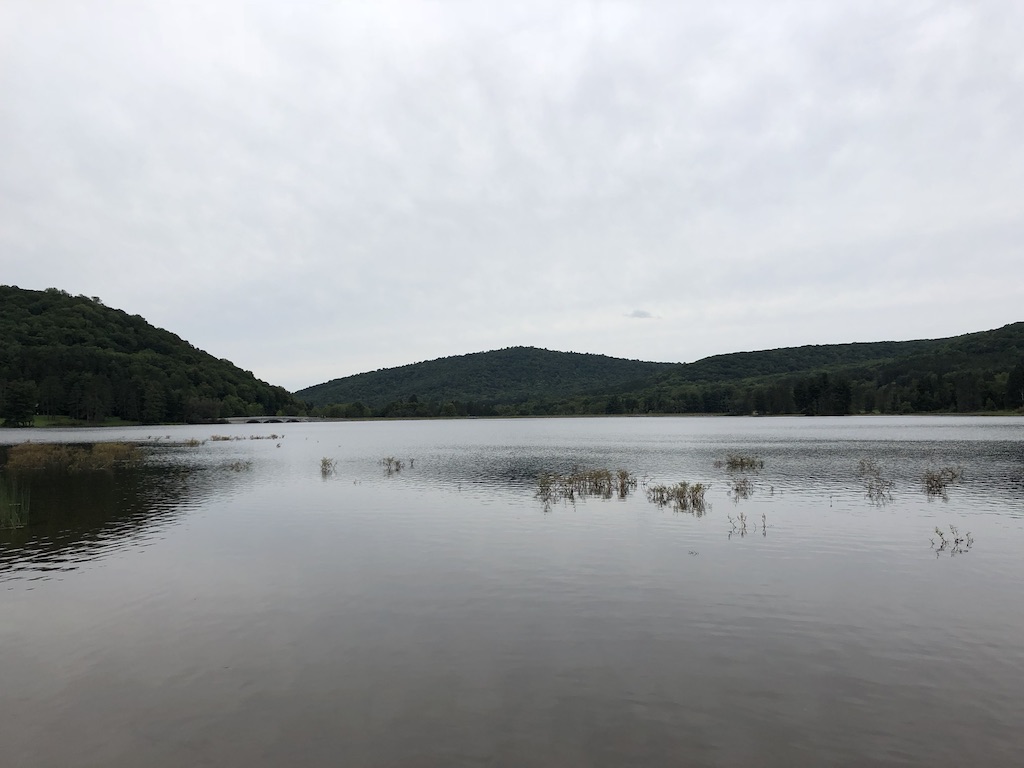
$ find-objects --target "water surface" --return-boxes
[2,416,1023,766]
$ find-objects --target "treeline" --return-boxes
[0,286,298,426]
[310,364,1021,420]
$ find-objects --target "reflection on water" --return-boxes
[1,417,1023,767]
[0,457,257,581]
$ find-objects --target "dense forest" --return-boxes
[297,347,675,410]
[0,286,298,426]
[299,324,1024,419]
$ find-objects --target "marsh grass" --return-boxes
[536,468,637,507]
[227,460,253,472]
[715,454,764,472]
[645,481,710,515]
[858,458,894,505]
[0,476,30,530]
[321,457,337,476]
[924,466,963,500]
[183,438,205,447]
[4,442,142,473]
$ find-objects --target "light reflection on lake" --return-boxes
[1,416,1023,767]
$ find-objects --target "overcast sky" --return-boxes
[2,1,1022,391]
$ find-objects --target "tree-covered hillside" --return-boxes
[297,347,675,411]
[299,324,1024,418]
[0,286,298,425]
[519,323,1024,417]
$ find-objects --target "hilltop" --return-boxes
[297,347,675,414]
[0,286,299,425]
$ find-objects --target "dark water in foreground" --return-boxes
[2,416,1023,767]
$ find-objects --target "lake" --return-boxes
[2,416,1023,767]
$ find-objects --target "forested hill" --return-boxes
[296,347,676,410]
[0,285,298,425]
[298,324,1024,418]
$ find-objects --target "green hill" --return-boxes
[299,324,1024,418]
[297,347,675,412]
[0,286,298,425]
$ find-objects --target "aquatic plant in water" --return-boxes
[727,476,755,501]
[715,454,764,471]
[536,468,637,507]
[381,457,405,474]
[321,457,337,476]
[4,442,142,473]
[858,458,894,505]
[0,475,30,530]
[645,481,710,515]
[931,524,973,556]
[923,466,963,501]
[728,511,767,538]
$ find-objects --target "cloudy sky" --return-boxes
[2,1,1022,391]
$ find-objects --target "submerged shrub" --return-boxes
[924,466,963,500]
[858,458,894,505]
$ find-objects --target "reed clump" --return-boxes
[645,481,710,515]
[857,458,894,505]
[923,466,963,500]
[4,442,142,473]
[536,468,637,505]
[321,457,337,476]
[183,438,205,447]
[715,454,764,472]
[0,476,30,530]
[228,460,253,472]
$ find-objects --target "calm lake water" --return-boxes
[2,416,1023,767]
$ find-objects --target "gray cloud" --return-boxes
[627,310,655,319]
[1,1,1022,389]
